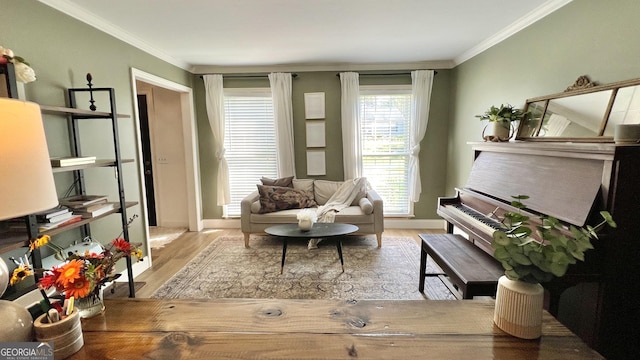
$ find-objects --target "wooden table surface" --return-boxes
[68,298,602,360]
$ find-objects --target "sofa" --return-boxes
[241,177,384,248]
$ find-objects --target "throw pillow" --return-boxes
[359,197,374,215]
[257,185,317,214]
[261,176,294,187]
[250,200,261,214]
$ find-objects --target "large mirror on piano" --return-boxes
[516,76,640,141]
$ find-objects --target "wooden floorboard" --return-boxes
[133,228,443,298]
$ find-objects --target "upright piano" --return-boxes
[438,141,640,360]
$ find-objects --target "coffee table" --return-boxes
[264,223,358,274]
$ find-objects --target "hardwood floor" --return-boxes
[133,228,443,298]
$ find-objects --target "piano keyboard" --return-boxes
[447,204,505,234]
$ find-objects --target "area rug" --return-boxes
[152,235,455,300]
[149,226,187,249]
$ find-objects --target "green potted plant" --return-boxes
[476,104,529,141]
[489,195,616,339]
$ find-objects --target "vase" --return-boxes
[493,275,544,339]
[298,219,314,231]
[75,289,105,319]
[482,122,513,142]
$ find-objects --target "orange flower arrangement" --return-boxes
[11,216,143,300]
[36,238,143,299]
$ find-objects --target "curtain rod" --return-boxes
[334,71,438,77]
[198,73,298,79]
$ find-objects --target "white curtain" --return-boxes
[203,74,230,206]
[340,72,361,180]
[409,70,434,203]
[268,72,296,177]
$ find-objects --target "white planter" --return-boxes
[482,122,512,142]
[493,275,544,339]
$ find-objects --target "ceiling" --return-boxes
[38,0,571,73]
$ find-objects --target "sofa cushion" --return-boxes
[314,179,367,206]
[249,205,374,225]
[313,180,343,205]
[292,178,314,193]
[261,176,294,187]
[257,185,317,214]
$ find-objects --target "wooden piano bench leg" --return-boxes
[419,240,428,292]
[419,239,445,293]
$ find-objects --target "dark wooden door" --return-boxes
[137,94,157,226]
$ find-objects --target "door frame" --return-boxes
[129,68,203,243]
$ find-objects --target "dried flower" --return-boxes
[0,45,36,83]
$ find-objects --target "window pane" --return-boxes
[360,89,412,215]
[223,91,277,217]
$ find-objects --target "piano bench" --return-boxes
[418,233,504,300]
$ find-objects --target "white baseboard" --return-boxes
[384,219,447,230]
[201,218,446,230]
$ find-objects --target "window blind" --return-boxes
[360,87,412,215]
[223,89,277,217]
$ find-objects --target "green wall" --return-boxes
[9,0,635,229]
[1,0,192,265]
[447,0,640,194]
[195,71,451,219]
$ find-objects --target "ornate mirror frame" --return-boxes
[516,76,640,142]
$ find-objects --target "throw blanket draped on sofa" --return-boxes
[309,177,368,249]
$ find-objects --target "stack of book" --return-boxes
[35,207,83,232]
[35,207,72,223]
[50,156,97,167]
[60,195,115,218]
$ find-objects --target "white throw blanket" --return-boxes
[308,177,367,249]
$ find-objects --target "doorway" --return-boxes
[130,68,202,262]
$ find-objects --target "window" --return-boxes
[360,85,412,216]
[223,88,277,217]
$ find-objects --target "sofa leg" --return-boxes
[243,233,250,248]
[376,233,382,248]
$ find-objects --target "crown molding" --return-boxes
[38,0,190,71]
[39,0,570,73]
[191,60,455,75]
[454,0,573,66]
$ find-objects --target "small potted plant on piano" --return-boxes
[476,104,529,142]
[489,195,616,340]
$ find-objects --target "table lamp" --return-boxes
[0,98,59,342]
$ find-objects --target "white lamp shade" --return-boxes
[0,98,58,220]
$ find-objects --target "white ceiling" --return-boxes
[38,0,571,73]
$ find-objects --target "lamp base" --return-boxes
[0,299,34,342]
